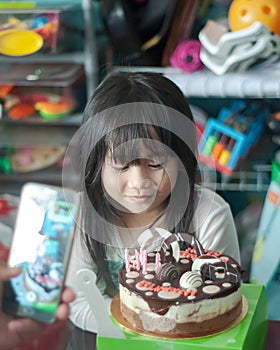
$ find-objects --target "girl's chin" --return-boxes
[118,199,155,213]
[122,204,153,214]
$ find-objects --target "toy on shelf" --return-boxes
[198,0,280,75]
[0,12,59,55]
[0,157,11,174]
[0,62,84,121]
[0,198,17,216]
[170,40,204,73]
[198,20,280,75]
[198,100,270,175]
[0,84,13,98]
[0,145,66,174]
[0,28,43,56]
[0,146,14,174]
[228,0,280,35]
[3,91,76,120]
[35,96,75,120]
[10,145,66,173]
[266,111,280,135]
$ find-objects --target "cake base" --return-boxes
[111,293,248,339]
[99,284,267,350]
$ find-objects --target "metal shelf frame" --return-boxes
[200,164,272,192]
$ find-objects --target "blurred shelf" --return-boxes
[0,52,85,64]
[0,165,78,188]
[0,112,83,127]
[199,164,272,192]
[0,123,78,146]
[198,133,274,192]
[0,0,97,193]
[115,62,280,98]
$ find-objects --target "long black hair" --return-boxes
[78,71,198,297]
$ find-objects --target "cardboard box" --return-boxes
[97,284,267,350]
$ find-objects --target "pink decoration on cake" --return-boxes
[134,249,141,271]
[155,251,161,272]
[140,245,145,264]
[124,248,131,272]
[170,40,204,73]
[142,249,147,274]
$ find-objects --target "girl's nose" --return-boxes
[127,166,153,189]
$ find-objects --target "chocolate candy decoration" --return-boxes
[156,262,180,283]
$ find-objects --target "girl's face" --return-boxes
[101,138,179,219]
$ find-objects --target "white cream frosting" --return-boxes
[120,285,242,332]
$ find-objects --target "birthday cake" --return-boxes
[118,233,243,338]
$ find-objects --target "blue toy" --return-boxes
[198,100,270,175]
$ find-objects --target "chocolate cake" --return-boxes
[118,233,243,337]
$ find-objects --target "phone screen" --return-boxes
[2,182,80,323]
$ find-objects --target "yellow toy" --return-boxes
[228,0,280,35]
[35,97,75,119]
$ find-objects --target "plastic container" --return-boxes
[0,7,72,55]
[0,62,86,121]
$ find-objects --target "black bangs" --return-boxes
[105,123,172,164]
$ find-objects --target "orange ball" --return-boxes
[228,0,280,35]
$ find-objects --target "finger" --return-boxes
[0,264,21,281]
[61,286,76,303]
[55,302,70,321]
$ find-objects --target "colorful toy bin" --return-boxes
[0,7,70,55]
[97,284,267,350]
[0,63,86,121]
[198,100,270,175]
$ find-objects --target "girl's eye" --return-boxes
[148,163,165,169]
[112,164,129,171]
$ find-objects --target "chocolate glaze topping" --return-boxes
[119,237,242,316]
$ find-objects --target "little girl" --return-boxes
[65,71,240,334]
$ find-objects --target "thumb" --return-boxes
[0,262,21,281]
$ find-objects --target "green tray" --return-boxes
[97,284,267,350]
[0,2,35,8]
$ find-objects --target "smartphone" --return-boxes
[2,182,80,323]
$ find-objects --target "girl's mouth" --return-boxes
[124,195,154,203]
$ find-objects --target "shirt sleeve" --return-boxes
[194,187,241,263]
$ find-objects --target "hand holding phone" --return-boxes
[2,182,79,323]
[0,263,75,349]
